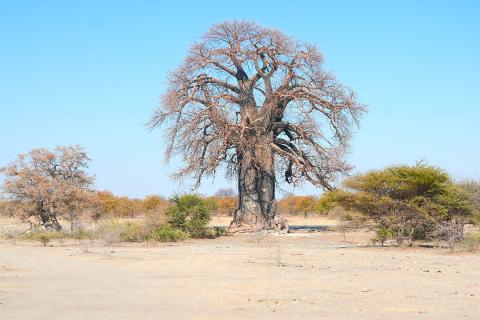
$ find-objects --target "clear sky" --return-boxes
[1,0,479,198]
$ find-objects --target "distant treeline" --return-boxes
[1,145,479,249]
[0,192,325,219]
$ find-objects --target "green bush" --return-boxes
[186,219,216,238]
[328,164,474,246]
[165,194,215,238]
[371,227,393,247]
[148,225,189,242]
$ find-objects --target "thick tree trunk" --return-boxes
[229,153,288,233]
[39,209,62,231]
[228,103,288,232]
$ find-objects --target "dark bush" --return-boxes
[165,194,215,238]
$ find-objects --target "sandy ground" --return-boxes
[1,218,479,320]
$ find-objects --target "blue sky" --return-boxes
[1,1,479,198]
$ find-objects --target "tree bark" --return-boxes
[229,149,288,232]
[40,211,62,231]
[37,203,62,231]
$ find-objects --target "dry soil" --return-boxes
[0,217,479,320]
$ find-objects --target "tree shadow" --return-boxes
[288,225,331,232]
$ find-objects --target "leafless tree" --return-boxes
[214,188,236,197]
[1,146,94,231]
[149,21,365,231]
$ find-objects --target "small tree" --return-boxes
[90,191,116,222]
[328,164,473,246]
[1,146,94,231]
[214,188,236,198]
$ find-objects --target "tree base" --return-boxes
[228,215,289,234]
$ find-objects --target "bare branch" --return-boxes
[149,20,365,191]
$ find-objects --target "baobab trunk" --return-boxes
[230,143,288,232]
[150,22,364,232]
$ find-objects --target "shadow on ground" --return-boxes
[288,225,331,232]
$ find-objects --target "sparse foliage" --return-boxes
[149,20,364,231]
[328,206,367,242]
[1,146,94,231]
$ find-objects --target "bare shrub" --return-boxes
[461,232,480,252]
[1,230,19,245]
[97,220,146,243]
[329,207,366,242]
[430,220,466,252]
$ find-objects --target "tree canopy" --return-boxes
[149,20,364,189]
[324,164,474,244]
[149,21,365,230]
[1,146,94,230]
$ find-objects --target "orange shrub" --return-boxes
[208,196,237,216]
[278,195,321,217]
[92,191,145,218]
[143,195,168,212]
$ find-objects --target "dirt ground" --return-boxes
[1,217,479,320]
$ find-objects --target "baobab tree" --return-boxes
[149,21,365,231]
[1,146,94,231]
